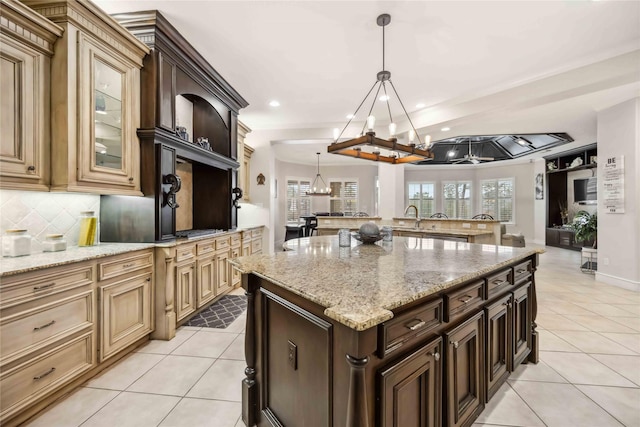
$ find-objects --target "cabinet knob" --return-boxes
[128,177,134,182]
[27,165,36,172]
[430,352,441,361]
[451,341,459,349]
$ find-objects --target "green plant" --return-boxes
[570,210,597,248]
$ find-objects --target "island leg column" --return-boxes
[529,261,540,363]
[346,354,370,427]
[242,275,257,426]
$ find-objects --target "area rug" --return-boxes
[185,295,247,328]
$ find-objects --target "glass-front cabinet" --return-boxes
[24,0,149,195]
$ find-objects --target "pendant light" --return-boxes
[306,152,331,196]
[328,14,434,164]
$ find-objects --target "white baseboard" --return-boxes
[595,272,640,291]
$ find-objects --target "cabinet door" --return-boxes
[100,272,152,361]
[230,247,241,288]
[175,262,196,321]
[216,251,231,295]
[77,32,140,191]
[485,294,512,401]
[378,337,442,427]
[0,36,49,190]
[445,312,484,427]
[512,283,532,367]
[196,256,216,308]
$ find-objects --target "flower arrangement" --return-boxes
[570,210,597,248]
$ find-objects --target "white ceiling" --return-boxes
[95,0,640,166]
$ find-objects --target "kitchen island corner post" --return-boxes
[242,273,258,427]
[152,246,177,340]
[528,253,540,363]
[345,353,370,427]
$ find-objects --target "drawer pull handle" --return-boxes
[33,320,56,331]
[492,280,506,286]
[33,367,56,380]
[34,283,55,291]
[181,252,191,257]
[458,295,473,304]
[451,341,459,349]
[123,263,134,268]
[516,269,527,274]
[406,319,426,331]
[430,352,441,361]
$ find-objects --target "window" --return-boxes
[443,181,472,219]
[407,182,436,218]
[286,178,311,222]
[481,178,514,223]
[329,179,358,215]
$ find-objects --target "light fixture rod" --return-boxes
[335,80,378,142]
[382,81,393,124]
[388,79,423,146]
[361,82,384,136]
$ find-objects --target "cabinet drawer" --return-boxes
[230,232,241,247]
[241,230,252,241]
[98,251,153,281]
[513,260,532,283]
[251,238,263,253]
[0,332,95,420]
[251,228,263,239]
[486,269,513,299]
[215,237,230,251]
[445,280,485,322]
[378,298,442,358]
[196,240,215,256]
[176,244,196,263]
[1,291,94,365]
[0,264,94,310]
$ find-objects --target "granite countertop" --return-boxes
[315,225,493,237]
[1,226,266,277]
[0,243,156,277]
[231,236,539,332]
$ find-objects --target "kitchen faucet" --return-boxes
[404,205,421,229]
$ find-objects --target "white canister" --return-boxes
[43,234,67,252]
[2,229,31,257]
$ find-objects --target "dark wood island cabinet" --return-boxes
[231,236,540,427]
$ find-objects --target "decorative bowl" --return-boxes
[353,233,383,244]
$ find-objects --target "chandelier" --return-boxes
[328,14,434,164]
[306,152,332,196]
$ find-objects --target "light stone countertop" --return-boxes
[1,226,265,277]
[0,243,156,277]
[231,236,540,332]
[315,225,493,237]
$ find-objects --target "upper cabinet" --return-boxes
[23,0,149,195]
[0,0,63,191]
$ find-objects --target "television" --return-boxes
[574,177,597,204]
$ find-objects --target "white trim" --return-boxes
[595,272,640,292]
[480,177,515,223]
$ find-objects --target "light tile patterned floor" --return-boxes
[24,246,640,427]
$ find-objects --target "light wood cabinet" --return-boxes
[216,250,231,295]
[175,262,196,322]
[23,0,149,195]
[196,256,216,308]
[230,246,242,288]
[0,0,62,191]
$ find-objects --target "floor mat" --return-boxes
[184,294,247,328]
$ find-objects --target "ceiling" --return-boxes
[94,0,640,166]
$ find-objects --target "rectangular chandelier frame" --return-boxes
[328,132,433,164]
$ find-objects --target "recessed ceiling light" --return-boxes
[379,95,390,102]
[346,114,355,119]
[415,103,425,109]
[269,100,280,107]
[441,127,451,132]
[516,138,527,146]
[447,150,456,157]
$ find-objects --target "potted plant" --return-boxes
[570,210,597,248]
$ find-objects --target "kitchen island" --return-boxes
[231,236,540,427]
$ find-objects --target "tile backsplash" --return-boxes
[0,190,100,253]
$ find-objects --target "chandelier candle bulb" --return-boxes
[409,129,416,143]
[333,128,340,141]
[389,122,397,137]
[367,115,376,131]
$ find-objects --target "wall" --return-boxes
[533,159,546,244]
[0,190,100,254]
[596,98,640,290]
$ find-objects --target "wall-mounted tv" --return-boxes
[574,177,597,204]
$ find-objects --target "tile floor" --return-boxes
[24,245,640,427]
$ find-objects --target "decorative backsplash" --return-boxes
[0,190,100,253]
